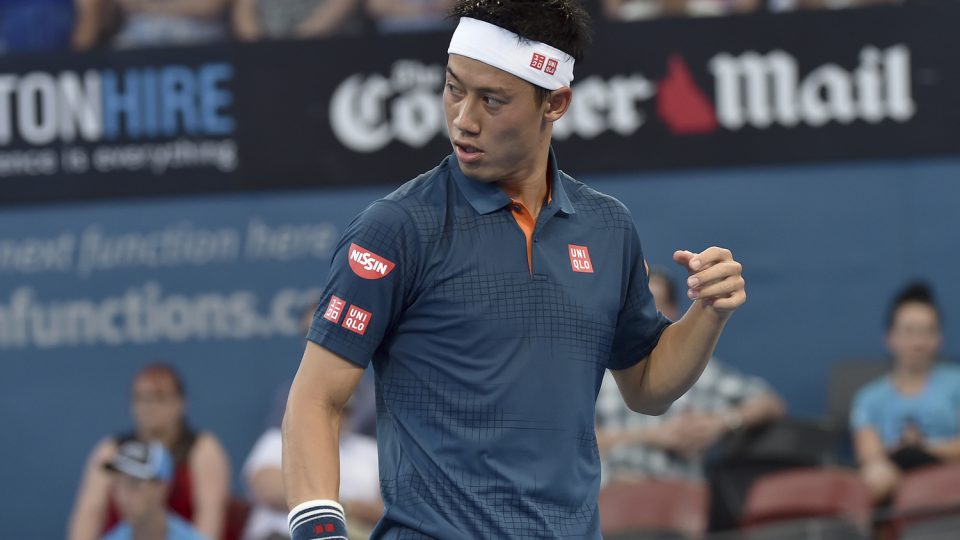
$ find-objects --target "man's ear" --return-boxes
[544,87,573,123]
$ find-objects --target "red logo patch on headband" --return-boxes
[530,53,546,71]
[545,58,559,76]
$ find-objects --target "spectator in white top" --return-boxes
[242,396,381,540]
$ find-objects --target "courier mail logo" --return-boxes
[657,45,916,135]
[348,243,396,280]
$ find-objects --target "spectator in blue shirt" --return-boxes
[851,281,960,502]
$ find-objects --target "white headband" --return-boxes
[447,17,575,90]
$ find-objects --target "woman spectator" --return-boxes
[68,363,231,540]
[851,282,960,502]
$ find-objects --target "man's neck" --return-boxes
[497,146,551,219]
[131,510,167,540]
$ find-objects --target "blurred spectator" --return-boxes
[595,267,784,482]
[851,281,960,503]
[102,441,207,540]
[108,0,231,49]
[242,396,382,540]
[600,0,759,20]
[0,0,75,54]
[232,0,361,41]
[365,0,455,33]
[69,363,231,540]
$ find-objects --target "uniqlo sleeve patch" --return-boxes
[348,243,396,280]
[342,305,373,336]
[323,295,346,324]
[568,244,594,273]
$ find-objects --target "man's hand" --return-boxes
[673,247,746,315]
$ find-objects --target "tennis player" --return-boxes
[283,1,747,538]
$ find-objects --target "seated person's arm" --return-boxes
[284,342,364,507]
[729,390,785,429]
[928,436,960,461]
[595,425,674,456]
[298,0,359,37]
[190,433,231,540]
[366,0,435,17]
[68,438,117,540]
[232,0,262,41]
[249,464,287,512]
[121,0,230,19]
[342,498,384,527]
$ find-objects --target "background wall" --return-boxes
[1,156,957,537]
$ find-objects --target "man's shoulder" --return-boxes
[559,173,634,228]
[382,158,452,207]
[933,363,960,387]
[361,158,453,235]
[853,375,893,405]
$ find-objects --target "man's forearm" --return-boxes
[282,392,343,507]
[617,301,728,414]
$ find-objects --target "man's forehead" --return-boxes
[446,54,528,92]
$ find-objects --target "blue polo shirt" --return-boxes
[307,150,670,539]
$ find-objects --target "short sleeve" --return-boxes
[608,225,671,371]
[850,384,879,432]
[306,200,417,368]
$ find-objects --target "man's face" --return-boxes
[443,54,550,184]
[887,302,941,370]
[112,474,166,523]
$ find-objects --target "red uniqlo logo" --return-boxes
[568,244,594,273]
[545,58,558,75]
[342,305,372,336]
[323,295,346,324]
[530,53,546,71]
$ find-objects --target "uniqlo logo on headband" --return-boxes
[545,58,558,75]
[530,53,546,71]
[323,296,346,324]
[568,244,594,273]
[342,305,372,336]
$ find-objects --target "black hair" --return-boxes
[648,266,678,309]
[450,0,592,104]
[886,280,941,330]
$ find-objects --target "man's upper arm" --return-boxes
[608,222,671,372]
[291,341,366,413]
[306,199,416,369]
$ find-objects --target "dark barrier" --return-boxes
[1,4,958,205]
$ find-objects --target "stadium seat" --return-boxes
[223,497,251,540]
[825,358,888,463]
[740,468,871,540]
[891,462,960,540]
[599,478,708,539]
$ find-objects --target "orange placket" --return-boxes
[510,201,536,273]
[509,184,552,274]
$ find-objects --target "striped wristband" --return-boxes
[289,499,348,540]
